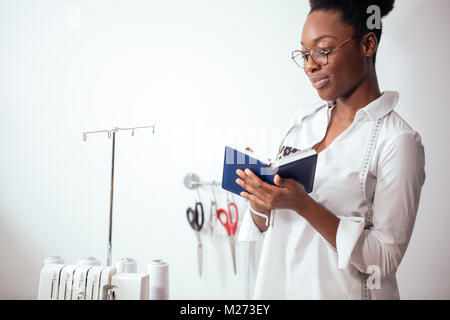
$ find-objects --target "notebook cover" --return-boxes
[221,146,317,197]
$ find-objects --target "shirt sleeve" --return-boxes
[237,206,267,242]
[336,131,426,276]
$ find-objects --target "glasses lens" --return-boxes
[292,49,329,68]
[311,48,328,67]
[292,51,306,69]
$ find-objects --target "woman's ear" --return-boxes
[360,32,378,60]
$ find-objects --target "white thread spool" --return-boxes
[77,256,101,266]
[115,261,125,273]
[120,257,137,273]
[148,259,169,300]
[44,255,65,265]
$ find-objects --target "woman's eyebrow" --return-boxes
[301,34,337,46]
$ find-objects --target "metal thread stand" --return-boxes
[83,125,155,266]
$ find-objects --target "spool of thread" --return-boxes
[148,259,169,300]
[120,257,137,273]
[44,255,65,265]
[77,256,101,266]
[115,261,125,273]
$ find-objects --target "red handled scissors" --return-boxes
[216,201,239,275]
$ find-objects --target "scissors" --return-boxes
[208,198,218,235]
[216,198,239,275]
[207,184,221,236]
[186,202,204,277]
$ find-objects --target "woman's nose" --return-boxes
[304,55,321,74]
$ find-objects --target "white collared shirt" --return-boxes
[237,91,426,299]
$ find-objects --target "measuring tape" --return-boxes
[359,117,383,300]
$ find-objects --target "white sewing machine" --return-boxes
[38,264,148,300]
[37,256,168,300]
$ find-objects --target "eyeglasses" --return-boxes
[291,37,355,69]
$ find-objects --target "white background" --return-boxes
[0,0,449,299]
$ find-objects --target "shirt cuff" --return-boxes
[237,206,266,242]
[336,216,365,269]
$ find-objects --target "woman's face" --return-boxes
[301,10,370,101]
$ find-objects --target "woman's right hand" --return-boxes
[243,147,271,231]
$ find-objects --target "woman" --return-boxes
[236,0,426,299]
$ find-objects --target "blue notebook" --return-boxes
[221,146,318,197]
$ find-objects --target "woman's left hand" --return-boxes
[236,168,309,214]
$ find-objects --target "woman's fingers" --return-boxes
[240,192,267,209]
[236,169,247,179]
[236,177,258,195]
[243,168,263,187]
[236,168,263,193]
[236,169,277,205]
[243,168,280,196]
[235,170,263,199]
[237,169,288,210]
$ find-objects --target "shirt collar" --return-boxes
[294,90,399,125]
[355,90,399,121]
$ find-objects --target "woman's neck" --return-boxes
[335,72,381,123]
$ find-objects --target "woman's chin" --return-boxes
[316,88,337,102]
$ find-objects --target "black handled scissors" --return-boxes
[186,202,204,276]
[186,202,204,231]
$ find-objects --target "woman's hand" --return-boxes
[242,147,271,217]
[238,148,339,248]
[235,168,309,214]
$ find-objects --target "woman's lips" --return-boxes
[311,77,329,89]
